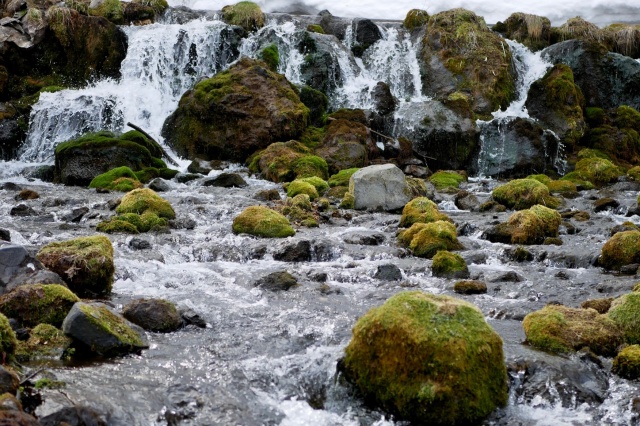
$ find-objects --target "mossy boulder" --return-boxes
[315,117,373,174]
[15,324,73,362]
[420,9,515,117]
[522,304,622,356]
[398,220,462,259]
[62,302,149,357]
[612,345,640,379]
[399,197,451,228]
[429,170,466,191]
[525,64,586,150]
[162,58,308,162]
[494,13,553,51]
[0,314,16,361]
[431,250,469,279]
[454,280,487,294]
[232,206,295,238]
[608,293,640,344]
[259,44,279,72]
[122,298,182,333]
[298,85,328,127]
[286,180,319,200]
[341,291,508,425]
[599,230,640,271]
[403,9,429,31]
[484,204,561,245]
[492,178,559,210]
[0,284,79,327]
[221,1,265,33]
[328,168,360,187]
[99,188,175,234]
[36,235,114,297]
[248,141,312,183]
[88,166,142,192]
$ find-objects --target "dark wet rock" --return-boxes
[487,271,524,282]
[0,117,24,161]
[309,272,328,282]
[342,230,385,245]
[0,393,39,425]
[318,10,349,39]
[254,189,281,201]
[38,405,108,426]
[371,82,396,115]
[461,250,488,265]
[180,309,206,328]
[313,240,339,261]
[253,271,299,292]
[123,298,182,333]
[350,18,382,56]
[10,204,36,216]
[203,173,248,188]
[0,229,9,242]
[298,32,344,94]
[374,264,402,281]
[175,173,201,184]
[129,238,151,250]
[14,189,39,200]
[148,178,171,192]
[0,182,21,191]
[0,242,64,294]
[62,302,149,357]
[0,365,19,395]
[187,158,214,175]
[273,240,312,262]
[169,218,196,230]
[0,283,78,327]
[504,246,534,262]
[61,207,89,223]
[620,264,640,275]
[593,197,619,212]
[454,280,487,294]
[454,190,480,211]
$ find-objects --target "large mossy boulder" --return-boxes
[398,220,462,259]
[15,323,73,362]
[54,131,168,186]
[420,9,515,117]
[122,298,182,333]
[561,156,621,188]
[525,64,586,150]
[88,166,142,192]
[484,204,561,245]
[341,291,508,425]
[403,9,430,31]
[399,197,451,228]
[493,13,553,52]
[315,115,373,174]
[522,304,622,356]
[431,250,469,279]
[36,235,114,297]
[0,284,79,327]
[221,1,265,33]
[492,178,559,210]
[98,188,175,234]
[162,58,309,162]
[62,302,149,357]
[607,293,640,344]
[599,230,640,271]
[232,206,295,238]
[248,141,328,183]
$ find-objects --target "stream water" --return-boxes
[2,9,640,426]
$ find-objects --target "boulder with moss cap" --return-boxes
[431,250,469,278]
[340,291,508,425]
[400,197,451,228]
[599,230,640,271]
[607,292,640,344]
[98,188,175,234]
[15,323,73,362]
[492,178,559,210]
[36,235,114,297]
[62,302,149,357]
[232,206,295,238]
[398,220,462,259]
[0,284,79,327]
[612,345,640,379]
[221,1,265,33]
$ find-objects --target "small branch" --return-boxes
[126,122,179,167]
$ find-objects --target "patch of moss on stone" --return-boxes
[400,220,462,259]
[221,1,265,32]
[306,24,325,34]
[96,219,140,234]
[431,250,468,278]
[342,291,508,425]
[89,0,124,24]
[116,188,175,219]
[78,303,147,351]
[627,166,640,181]
[36,235,115,297]
[286,180,319,200]
[454,280,487,294]
[292,155,329,180]
[328,168,360,187]
[0,314,16,361]
[429,170,466,191]
[568,157,622,187]
[504,204,561,245]
[400,197,452,228]
[599,230,640,271]
[297,176,329,194]
[403,9,429,31]
[89,166,142,191]
[608,293,640,344]
[492,178,559,210]
[340,192,355,209]
[495,13,553,51]
[15,324,73,362]
[259,44,280,72]
[523,304,622,356]
[580,298,613,314]
[0,284,79,327]
[613,345,640,379]
[232,206,295,238]
[248,141,312,183]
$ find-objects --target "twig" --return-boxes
[126,122,179,167]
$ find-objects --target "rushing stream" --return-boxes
[2,8,640,426]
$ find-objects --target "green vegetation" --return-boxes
[492,178,559,210]
[89,166,142,192]
[259,44,280,71]
[232,206,295,238]
[508,204,561,245]
[399,197,451,228]
[78,303,147,355]
[398,220,462,259]
[306,24,325,34]
[286,179,319,199]
[0,284,79,327]
[221,1,265,32]
[454,280,487,294]
[249,141,312,183]
[429,170,466,191]
[608,293,640,344]
[16,324,73,362]
[431,250,468,278]
[342,291,508,424]
[599,230,640,270]
[292,155,329,180]
[613,345,640,379]
[0,313,16,362]
[403,9,429,31]
[99,188,175,233]
[328,168,360,187]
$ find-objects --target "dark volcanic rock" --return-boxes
[38,406,108,426]
[123,298,183,333]
[253,271,299,291]
[273,240,312,262]
[374,264,402,281]
[203,173,248,188]
[10,204,36,216]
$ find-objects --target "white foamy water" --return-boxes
[168,0,640,26]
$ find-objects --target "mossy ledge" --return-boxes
[232,206,295,238]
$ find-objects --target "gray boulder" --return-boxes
[0,242,64,294]
[349,164,411,211]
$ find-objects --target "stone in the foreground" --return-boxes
[0,284,79,327]
[599,230,640,271]
[348,164,411,211]
[341,291,508,425]
[62,302,149,357]
[612,345,640,379]
[232,206,295,238]
[122,299,183,333]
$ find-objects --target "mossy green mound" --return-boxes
[259,44,279,72]
[429,170,466,191]
[37,235,115,297]
[627,166,640,181]
[15,324,73,362]
[342,291,508,425]
[399,220,462,259]
[291,155,329,180]
[599,230,640,271]
[616,105,640,132]
[613,345,640,379]
[399,197,451,228]
[232,206,295,238]
[281,194,318,228]
[608,293,640,344]
[431,250,468,278]
[328,168,360,187]
[523,304,622,356]
[0,284,79,327]
[296,176,329,195]
[286,180,319,200]
[0,313,16,361]
[248,141,312,183]
[221,1,265,32]
[494,13,553,51]
[89,166,142,192]
[98,211,169,234]
[492,178,559,210]
[454,280,487,294]
[117,188,175,219]
[403,9,429,31]
[562,157,621,188]
[506,204,561,245]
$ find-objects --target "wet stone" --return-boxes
[148,178,171,192]
[593,197,619,212]
[273,240,312,262]
[61,206,89,222]
[342,230,385,245]
[0,229,9,242]
[374,264,402,281]
[175,173,201,183]
[180,308,206,328]
[38,406,108,426]
[0,182,21,191]
[10,204,36,216]
[129,238,151,250]
[487,271,524,282]
[253,271,299,292]
[203,172,247,188]
[254,189,281,201]
[619,263,640,275]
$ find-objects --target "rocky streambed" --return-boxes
[2,168,640,425]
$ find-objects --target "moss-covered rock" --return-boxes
[36,235,114,297]
[599,230,640,271]
[0,314,16,362]
[259,44,279,72]
[232,206,295,238]
[399,197,451,228]
[523,304,622,356]
[399,220,462,259]
[315,117,372,174]
[295,176,328,195]
[612,345,640,379]
[341,291,508,425]
[15,324,73,362]
[0,284,79,327]
[286,180,319,200]
[117,188,175,218]
[328,168,360,187]
[403,9,429,31]
[509,204,561,245]
[454,280,487,294]
[221,1,265,32]
[163,58,308,162]
[494,13,553,51]
[608,293,640,344]
[492,178,559,210]
[122,298,182,333]
[298,86,328,127]
[429,170,466,191]
[248,141,312,183]
[431,250,469,278]
[88,166,142,192]
[580,298,613,314]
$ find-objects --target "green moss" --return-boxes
[307,24,325,34]
[0,314,16,361]
[78,303,146,351]
[296,176,329,194]
[37,236,115,297]
[292,155,329,180]
[429,170,466,191]
[608,293,640,344]
[431,250,467,277]
[523,304,622,356]
[585,107,607,127]
[221,1,265,32]
[286,180,319,200]
[613,345,640,379]
[492,178,559,210]
[406,177,428,198]
[504,204,561,245]
[34,378,66,389]
[259,44,279,72]
[116,188,175,219]
[569,157,621,187]
[89,166,142,191]
[248,141,311,183]
[326,186,348,199]
[232,206,295,238]
[627,166,640,181]
[97,219,140,234]
[15,324,73,362]
[526,174,553,185]
[0,284,79,327]
[400,220,463,259]
[340,192,355,209]
[400,197,452,228]
[403,9,430,31]
[298,126,326,149]
[133,0,168,14]
[328,168,360,187]
[599,230,640,271]
[616,105,640,132]
[119,130,163,158]
[89,0,124,24]
[547,180,578,193]
[342,291,508,425]
[454,280,487,294]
